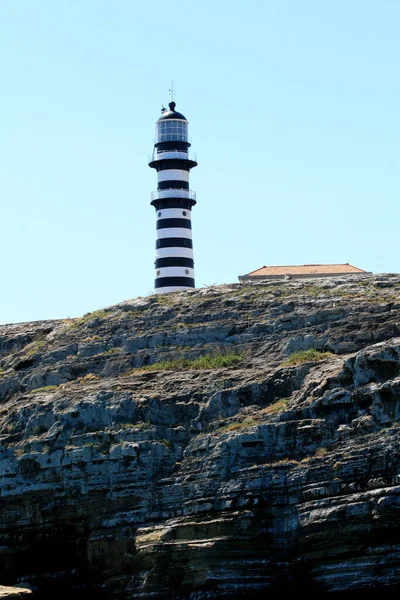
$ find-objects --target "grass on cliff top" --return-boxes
[123,352,243,375]
[281,348,334,367]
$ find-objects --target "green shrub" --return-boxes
[146,352,242,372]
[123,352,243,375]
[281,348,333,367]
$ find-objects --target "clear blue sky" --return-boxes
[1,0,399,324]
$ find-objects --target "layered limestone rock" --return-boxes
[0,274,400,598]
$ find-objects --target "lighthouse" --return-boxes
[149,101,198,293]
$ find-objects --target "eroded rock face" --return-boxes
[0,274,400,598]
[0,586,32,599]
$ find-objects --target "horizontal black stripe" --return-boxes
[155,277,195,289]
[156,161,191,171]
[158,180,189,190]
[152,159,197,171]
[157,218,191,230]
[155,141,190,152]
[156,237,193,249]
[151,198,196,210]
[155,257,194,268]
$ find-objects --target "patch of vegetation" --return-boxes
[298,284,326,296]
[301,447,329,463]
[25,338,46,357]
[116,308,144,318]
[118,421,152,430]
[216,418,259,433]
[63,318,79,330]
[76,373,100,384]
[81,309,109,323]
[261,398,290,415]
[30,384,59,394]
[161,438,173,449]
[82,335,101,343]
[173,321,198,330]
[122,351,243,376]
[315,447,328,457]
[67,309,110,329]
[155,294,176,306]
[281,348,334,367]
[237,284,260,294]
[273,457,299,466]
[75,308,108,327]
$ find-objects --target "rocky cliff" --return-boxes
[0,274,400,598]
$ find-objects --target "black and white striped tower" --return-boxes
[149,101,198,293]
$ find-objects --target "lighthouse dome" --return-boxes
[157,101,187,122]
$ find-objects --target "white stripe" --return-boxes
[151,189,195,200]
[154,286,192,294]
[155,267,195,279]
[151,151,189,161]
[156,228,192,240]
[157,169,189,183]
[155,248,194,259]
[156,208,191,220]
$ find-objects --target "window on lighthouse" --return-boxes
[156,121,188,143]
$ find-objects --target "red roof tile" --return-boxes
[246,264,368,276]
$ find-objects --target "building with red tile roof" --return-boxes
[238,263,370,282]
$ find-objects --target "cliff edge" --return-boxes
[0,274,400,598]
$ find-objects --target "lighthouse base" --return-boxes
[153,286,194,295]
